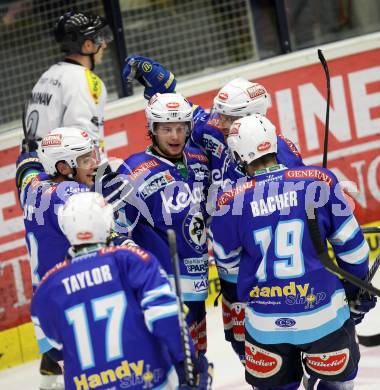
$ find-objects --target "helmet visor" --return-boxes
[76,146,101,169]
[92,25,113,45]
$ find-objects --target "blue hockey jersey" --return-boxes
[21,172,89,288]
[31,245,185,390]
[116,147,210,302]
[210,165,369,345]
[190,106,304,184]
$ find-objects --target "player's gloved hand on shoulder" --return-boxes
[93,171,133,205]
[349,292,377,325]
[110,232,137,247]
[176,355,213,390]
[122,54,176,99]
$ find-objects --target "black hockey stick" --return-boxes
[357,253,380,299]
[356,254,380,346]
[306,206,380,297]
[318,49,330,168]
[167,229,196,387]
[21,100,30,153]
[362,226,380,235]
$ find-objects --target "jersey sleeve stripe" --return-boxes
[329,215,360,246]
[335,240,370,264]
[141,284,175,306]
[212,239,242,260]
[31,316,63,353]
[144,303,178,332]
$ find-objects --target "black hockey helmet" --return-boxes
[54,10,113,54]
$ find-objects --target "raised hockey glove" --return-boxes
[15,150,44,190]
[21,137,39,153]
[349,292,377,325]
[122,54,176,99]
[177,355,214,390]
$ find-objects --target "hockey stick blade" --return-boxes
[306,207,380,297]
[167,229,196,387]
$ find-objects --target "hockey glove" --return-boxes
[15,150,44,190]
[122,54,176,99]
[176,354,214,390]
[109,231,137,247]
[21,137,39,153]
[94,171,133,206]
[349,292,377,325]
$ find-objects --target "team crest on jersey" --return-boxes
[183,208,207,254]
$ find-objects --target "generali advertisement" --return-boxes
[0,47,379,333]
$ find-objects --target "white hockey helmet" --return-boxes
[38,127,99,176]
[227,115,277,166]
[58,192,114,246]
[213,78,269,117]
[145,93,193,134]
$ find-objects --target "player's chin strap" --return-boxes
[79,44,102,70]
[306,205,380,298]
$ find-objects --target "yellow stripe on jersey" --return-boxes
[85,68,102,104]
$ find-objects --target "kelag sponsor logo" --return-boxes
[275,318,296,328]
[193,275,208,292]
[161,183,205,213]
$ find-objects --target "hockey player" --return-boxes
[23,10,113,154]
[17,127,99,389]
[31,192,212,390]
[210,115,377,389]
[20,128,100,287]
[116,93,210,355]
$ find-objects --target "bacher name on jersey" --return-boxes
[211,165,369,345]
[31,245,185,390]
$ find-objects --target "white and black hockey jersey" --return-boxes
[25,61,107,150]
